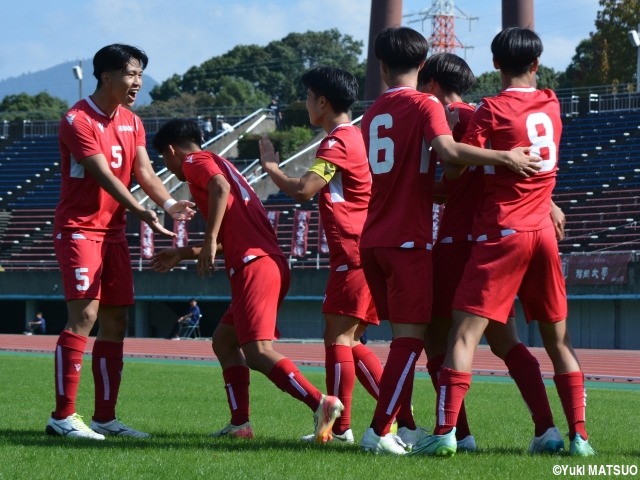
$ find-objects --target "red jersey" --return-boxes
[55,97,145,240]
[360,87,451,249]
[462,88,561,239]
[182,150,284,275]
[316,124,370,270]
[437,102,484,242]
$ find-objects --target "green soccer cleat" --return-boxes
[411,428,457,457]
[569,434,595,457]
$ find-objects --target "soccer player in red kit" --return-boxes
[358,26,542,455]
[417,27,594,457]
[418,53,564,454]
[46,44,195,440]
[259,66,388,444]
[151,119,343,443]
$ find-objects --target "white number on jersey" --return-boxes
[368,114,394,174]
[368,113,431,174]
[526,112,557,172]
[75,267,90,292]
[111,146,123,169]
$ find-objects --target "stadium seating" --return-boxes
[2,108,640,271]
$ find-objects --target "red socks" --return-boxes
[428,353,471,439]
[267,358,322,411]
[504,343,555,436]
[53,331,88,419]
[92,340,124,423]
[352,343,383,400]
[554,371,588,440]
[372,337,423,436]
[222,365,251,425]
[434,367,471,435]
[326,344,355,434]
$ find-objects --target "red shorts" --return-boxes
[322,267,379,325]
[54,235,134,305]
[360,247,431,324]
[452,227,567,324]
[221,255,290,345]
[432,241,516,320]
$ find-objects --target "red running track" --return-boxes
[1,334,638,383]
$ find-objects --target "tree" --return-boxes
[561,0,640,87]
[148,29,366,115]
[0,92,68,121]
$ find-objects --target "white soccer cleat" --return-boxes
[90,419,150,438]
[456,434,477,452]
[528,426,564,454]
[360,428,408,455]
[45,413,105,440]
[210,422,254,439]
[301,428,354,443]
[396,426,428,449]
[313,395,344,443]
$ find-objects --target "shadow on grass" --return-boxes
[0,428,362,454]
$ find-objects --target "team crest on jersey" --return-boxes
[66,114,76,125]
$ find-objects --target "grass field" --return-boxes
[1,352,638,480]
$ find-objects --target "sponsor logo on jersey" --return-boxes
[118,125,134,132]
[186,155,194,163]
[97,123,104,133]
[66,114,76,125]
[327,139,337,148]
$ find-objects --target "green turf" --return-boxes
[0,353,638,480]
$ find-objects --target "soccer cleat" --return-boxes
[360,428,408,455]
[411,428,457,456]
[396,426,428,449]
[45,413,105,440]
[456,434,477,452]
[90,419,150,438]
[301,428,354,443]
[210,422,254,439]
[313,395,344,443]
[569,434,595,457]
[528,427,564,454]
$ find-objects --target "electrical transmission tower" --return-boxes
[404,0,477,55]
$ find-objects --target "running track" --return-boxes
[1,334,638,383]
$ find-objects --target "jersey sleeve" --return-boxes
[421,95,452,143]
[316,135,348,169]
[461,100,494,148]
[183,154,225,191]
[307,158,337,183]
[59,113,103,163]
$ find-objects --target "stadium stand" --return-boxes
[2,105,640,271]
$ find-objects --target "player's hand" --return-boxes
[196,242,217,277]
[258,134,280,173]
[139,209,175,237]
[550,201,566,241]
[506,147,542,177]
[150,248,182,272]
[168,200,196,221]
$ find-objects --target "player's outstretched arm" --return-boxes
[151,244,204,273]
[432,135,542,177]
[259,135,326,201]
[133,146,196,221]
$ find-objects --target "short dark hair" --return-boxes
[491,27,543,76]
[93,44,148,87]
[374,27,429,72]
[418,53,476,96]
[301,66,358,113]
[152,119,203,153]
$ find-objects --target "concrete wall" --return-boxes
[0,268,636,348]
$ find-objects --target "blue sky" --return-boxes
[0,0,601,85]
